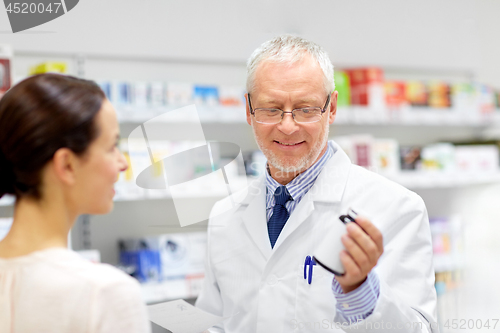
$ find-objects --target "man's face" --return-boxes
[246,53,337,176]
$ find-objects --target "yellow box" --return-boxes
[30,62,67,75]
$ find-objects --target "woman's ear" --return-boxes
[51,148,78,186]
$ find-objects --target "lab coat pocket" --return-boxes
[211,244,257,304]
[294,263,337,331]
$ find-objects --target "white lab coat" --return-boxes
[196,141,438,333]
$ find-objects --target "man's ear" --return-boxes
[328,91,338,125]
[245,93,252,126]
[52,148,78,186]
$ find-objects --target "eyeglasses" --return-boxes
[248,94,331,124]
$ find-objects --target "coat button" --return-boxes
[267,275,278,285]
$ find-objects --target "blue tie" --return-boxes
[268,186,292,248]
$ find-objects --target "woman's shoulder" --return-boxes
[29,248,140,290]
[0,249,149,332]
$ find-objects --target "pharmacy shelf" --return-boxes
[386,172,500,189]
[116,104,246,124]
[112,173,500,202]
[141,275,204,305]
[116,105,500,127]
[337,106,500,126]
[2,173,500,207]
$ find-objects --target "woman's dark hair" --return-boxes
[0,73,106,199]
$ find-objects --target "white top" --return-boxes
[0,248,151,333]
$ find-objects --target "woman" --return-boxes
[0,74,151,332]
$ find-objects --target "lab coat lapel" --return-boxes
[271,197,315,250]
[308,141,352,203]
[241,177,272,260]
[272,141,352,250]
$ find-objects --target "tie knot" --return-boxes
[274,186,291,206]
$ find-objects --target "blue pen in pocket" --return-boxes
[303,255,316,285]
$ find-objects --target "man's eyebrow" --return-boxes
[256,98,279,105]
[297,98,321,104]
[256,98,320,105]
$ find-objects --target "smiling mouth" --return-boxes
[275,140,305,146]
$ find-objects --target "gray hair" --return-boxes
[246,35,335,94]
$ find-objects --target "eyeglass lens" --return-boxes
[254,108,322,124]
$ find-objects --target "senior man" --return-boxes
[196,35,438,333]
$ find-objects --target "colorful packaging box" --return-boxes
[372,139,400,174]
[405,81,428,107]
[119,232,207,283]
[474,83,495,114]
[399,146,422,170]
[427,81,451,108]
[420,143,455,172]
[108,81,133,107]
[345,67,385,108]
[455,145,499,174]
[451,83,475,110]
[429,216,463,274]
[29,62,67,75]
[334,135,401,172]
[335,135,374,168]
[334,70,351,107]
[193,85,219,106]
[384,81,407,108]
[0,45,13,99]
[429,218,452,255]
[219,86,245,106]
[119,242,162,283]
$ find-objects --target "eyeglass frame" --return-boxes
[247,93,331,124]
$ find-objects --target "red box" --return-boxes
[384,81,407,108]
[345,68,385,108]
[0,45,13,100]
[0,59,11,99]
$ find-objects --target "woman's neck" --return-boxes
[0,195,76,258]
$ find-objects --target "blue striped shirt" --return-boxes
[332,272,379,323]
[265,141,334,220]
[265,140,379,323]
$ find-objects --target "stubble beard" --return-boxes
[253,121,330,176]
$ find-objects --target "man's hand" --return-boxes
[334,216,383,293]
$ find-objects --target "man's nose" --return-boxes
[277,112,299,136]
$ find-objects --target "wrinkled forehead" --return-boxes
[251,53,328,96]
[255,54,323,83]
